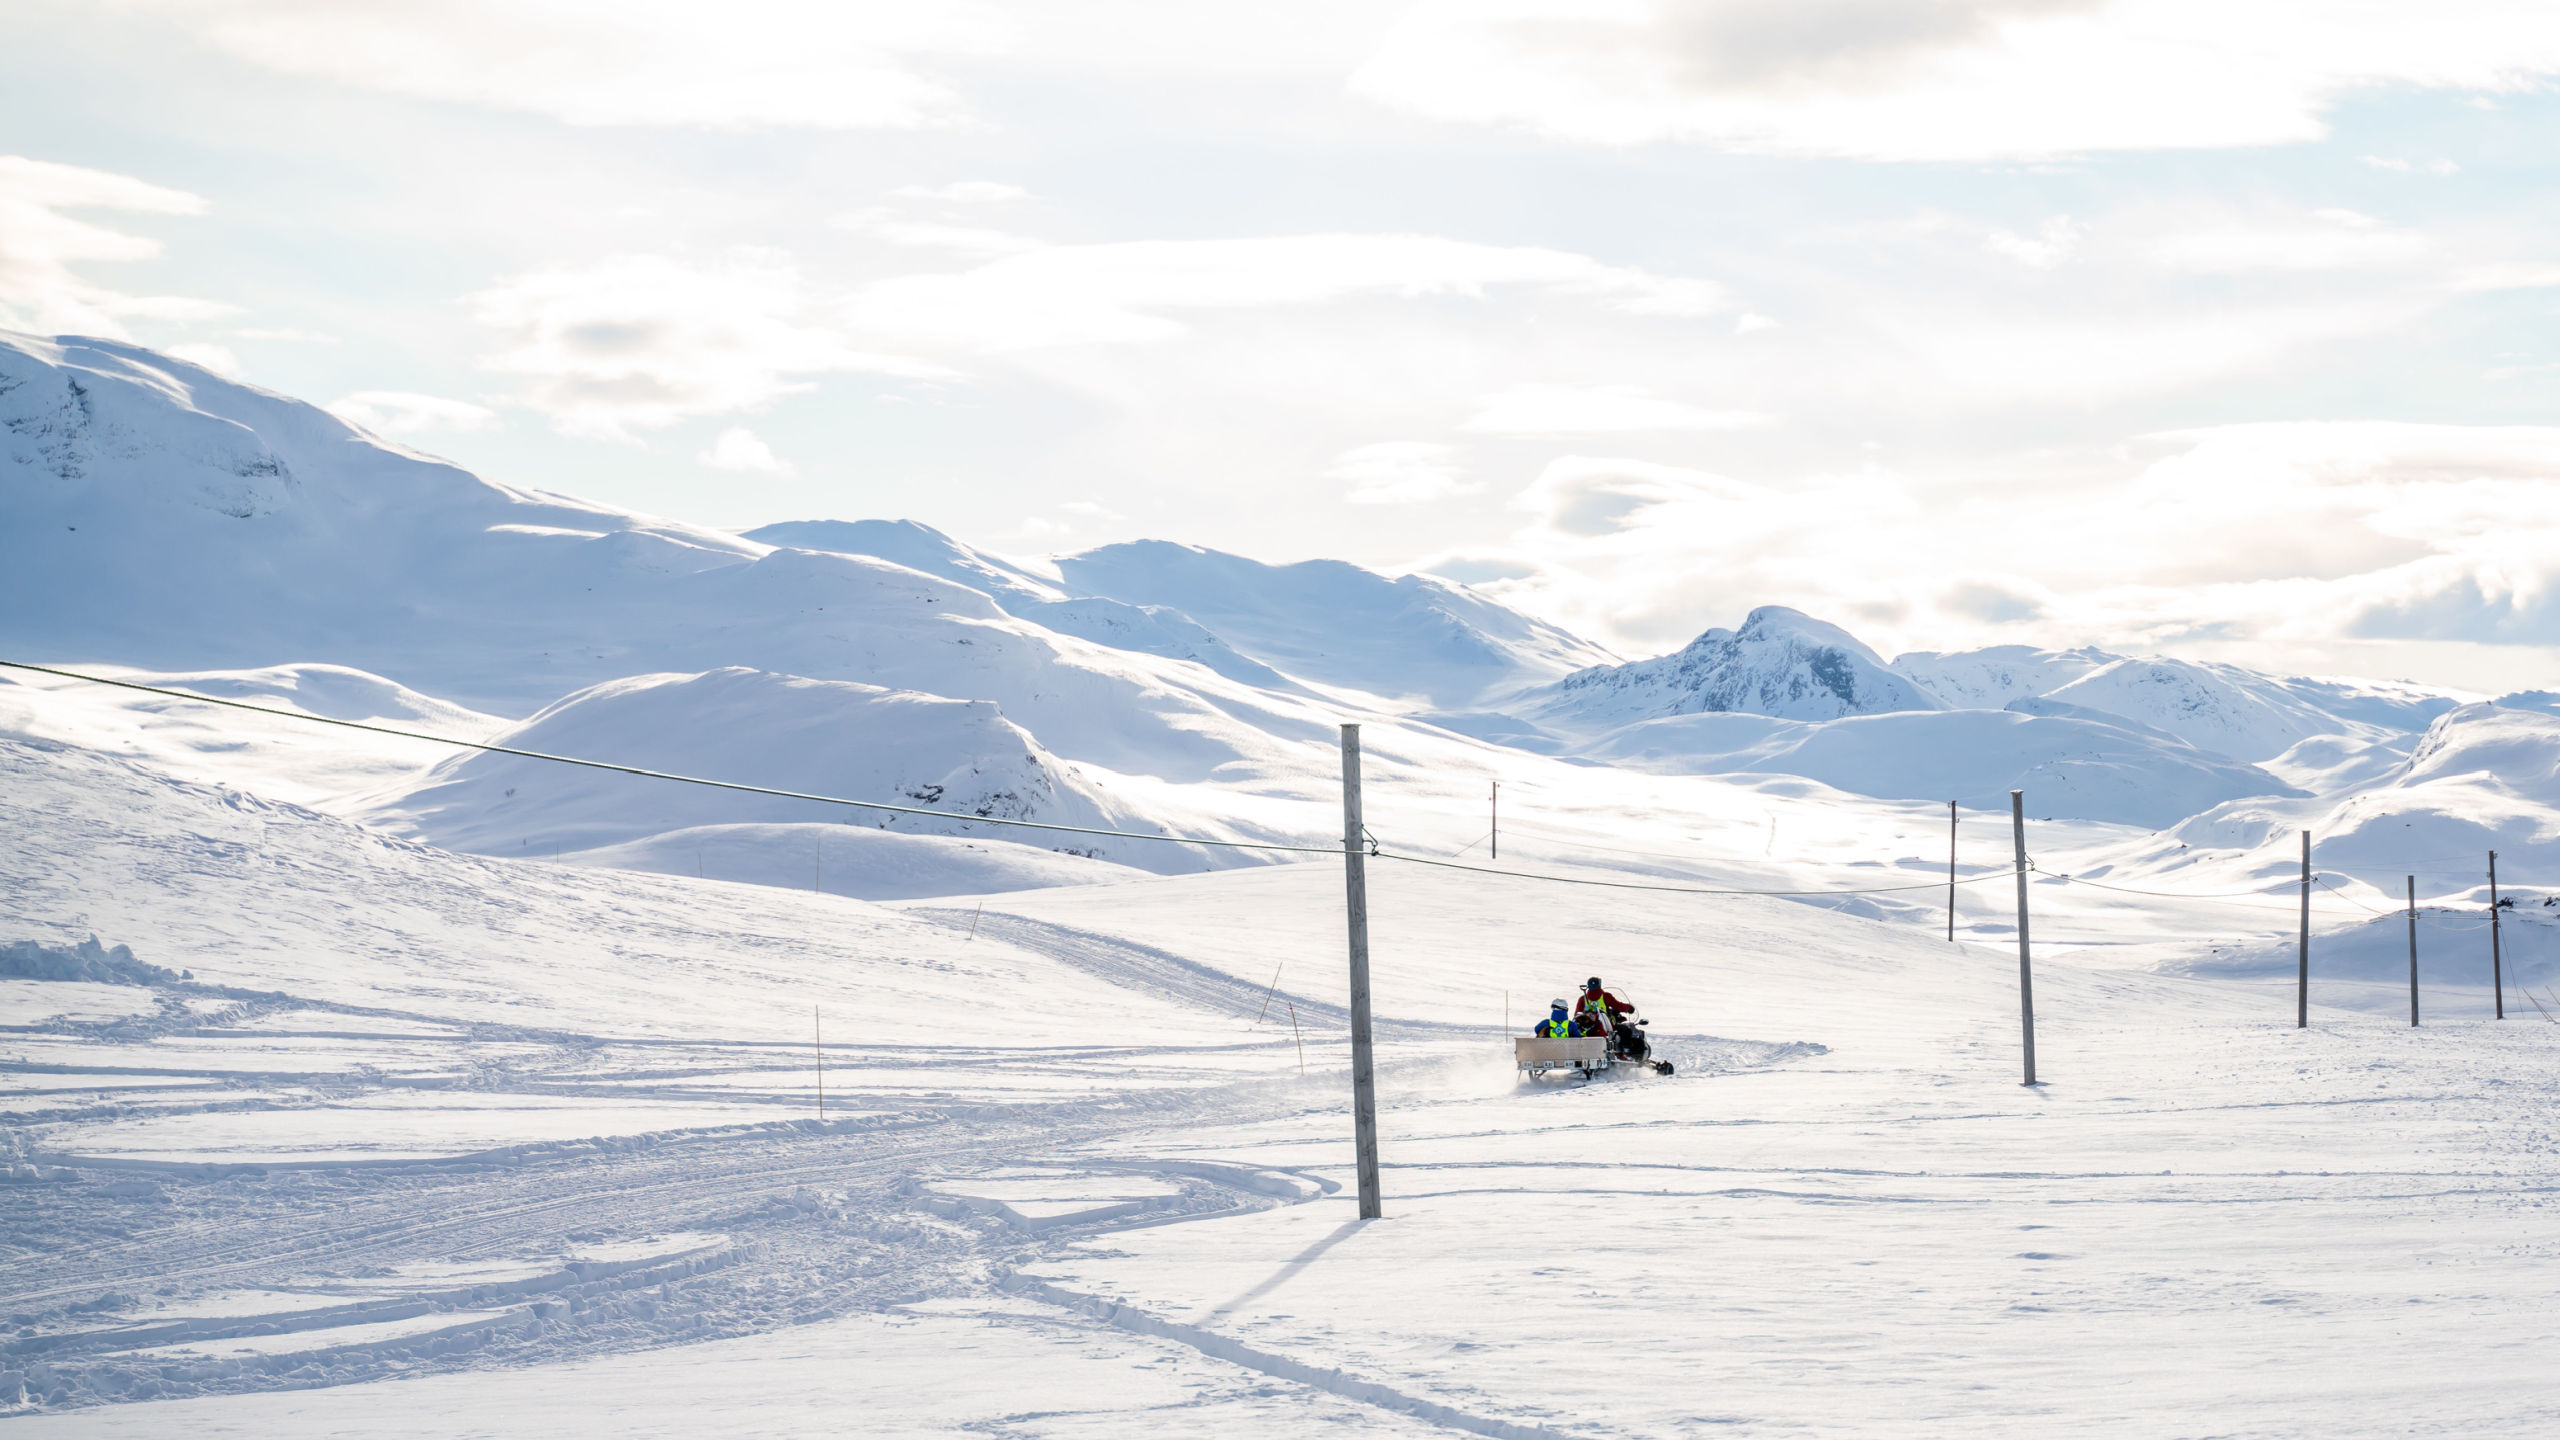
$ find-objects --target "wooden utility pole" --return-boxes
[1947,801,1958,943]
[2011,790,2037,1086]
[1340,724,1383,1219]
[1490,781,1499,861]
[2297,831,2310,1029]
[2407,876,2421,1028]
[2490,850,2505,1020]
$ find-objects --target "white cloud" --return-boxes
[0,155,230,338]
[140,0,1006,130]
[845,233,1724,352]
[2147,209,2428,272]
[1453,423,2560,662]
[470,251,946,441]
[698,426,797,476]
[1983,215,2082,269]
[891,181,1028,203]
[1329,441,1475,504]
[835,210,1042,256]
[1461,383,1769,434]
[1350,1,2560,161]
[327,389,499,435]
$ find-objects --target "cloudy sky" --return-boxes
[9,1,2560,687]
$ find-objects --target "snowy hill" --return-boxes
[1584,705,2296,829]
[1894,645,2460,760]
[1889,644,2115,710]
[2050,697,2560,912]
[744,519,1293,690]
[2038,657,2430,762]
[358,667,1227,876]
[0,333,1344,787]
[1526,605,1940,729]
[1051,539,1617,706]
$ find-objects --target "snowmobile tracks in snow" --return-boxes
[920,908,1491,1042]
[1000,1271,1589,1440]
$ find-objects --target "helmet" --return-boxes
[1549,999,1568,1011]
[1585,977,1602,991]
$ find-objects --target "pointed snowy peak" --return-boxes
[1528,605,1940,729]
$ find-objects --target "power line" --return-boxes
[2051,875,2293,901]
[1372,848,2021,897]
[0,659,1339,855]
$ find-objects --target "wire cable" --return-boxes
[2314,874,2390,916]
[0,658,1340,855]
[1372,848,2021,897]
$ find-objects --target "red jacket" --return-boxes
[1577,987,1631,1032]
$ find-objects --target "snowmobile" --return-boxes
[1514,1017,1673,1082]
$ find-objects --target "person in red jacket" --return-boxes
[1577,976,1632,1041]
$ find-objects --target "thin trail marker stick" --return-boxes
[1947,800,1957,943]
[2298,831,2311,1029]
[2490,850,2505,1020]
[813,1005,825,1120]
[1252,965,1283,1027]
[2011,790,2037,1087]
[966,902,984,942]
[2524,987,2558,1023]
[2407,876,2421,1027]
[1288,1002,1305,1076]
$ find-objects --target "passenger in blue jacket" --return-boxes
[1531,999,1583,1038]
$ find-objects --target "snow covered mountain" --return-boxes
[746,522,1609,708]
[1525,606,1940,730]
[1051,539,1618,706]
[744,519,1293,690]
[1892,645,2460,761]
[1583,705,2297,829]
[1888,644,2116,710]
[0,333,1336,787]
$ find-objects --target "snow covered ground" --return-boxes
[10,331,2560,1434]
[11,722,2560,1436]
